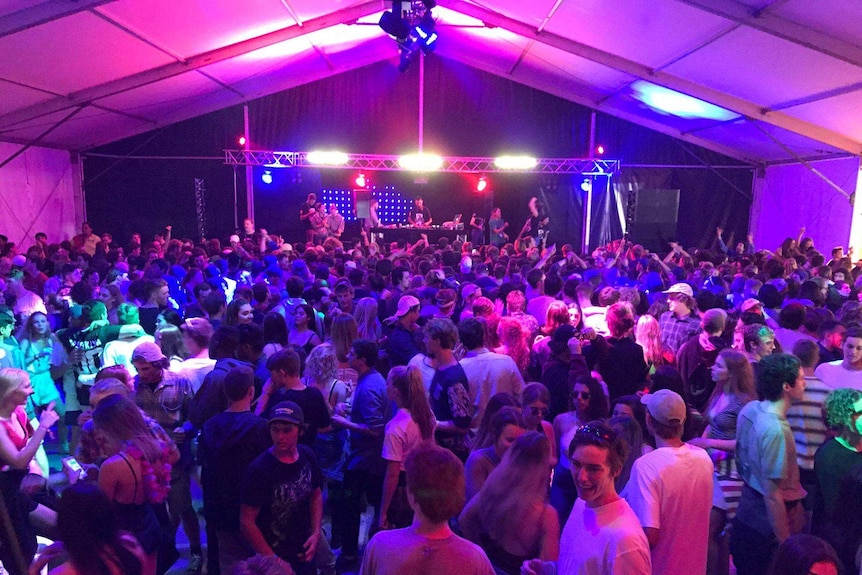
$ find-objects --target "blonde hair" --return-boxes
[0,368,28,403]
[635,315,667,367]
[354,297,381,341]
[305,343,338,383]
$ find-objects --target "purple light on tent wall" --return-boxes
[631,81,738,122]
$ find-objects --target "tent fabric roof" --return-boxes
[1,0,861,164]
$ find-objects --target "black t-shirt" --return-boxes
[198,411,271,530]
[263,386,332,446]
[241,447,323,559]
[528,212,547,238]
[299,202,315,229]
[410,206,431,225]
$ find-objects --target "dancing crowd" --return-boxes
[0,217,860,575]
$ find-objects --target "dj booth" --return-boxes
[370,226,466,244]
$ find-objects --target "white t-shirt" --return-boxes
[102,335,155,376]
[382,408,426,472]
[814,360,862,391]
[174,356,217,393]
[624,444,713,575]
[558,497,651,575]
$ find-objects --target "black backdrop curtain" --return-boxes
[84,56,752,249]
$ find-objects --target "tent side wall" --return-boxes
[0,143,83,248]
[750,157,860,257]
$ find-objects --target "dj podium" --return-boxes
[370,226,467,244]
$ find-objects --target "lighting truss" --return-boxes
[224,150,620,175]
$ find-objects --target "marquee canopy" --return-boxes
[2,0,861,165]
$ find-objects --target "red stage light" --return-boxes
[476,176,488,193]
[355,173,367,188]
[596,145,605,155]
[238,136,247,146]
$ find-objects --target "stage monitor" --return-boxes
[629,189,680,254]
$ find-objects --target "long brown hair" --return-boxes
[388,365,435,440]
[470,432,551,541]
[92,394,164,463]
[707,349,756,411]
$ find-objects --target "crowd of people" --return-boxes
[0,216,860,575]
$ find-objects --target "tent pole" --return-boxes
[243,104,254,225]
[418,52,424,153]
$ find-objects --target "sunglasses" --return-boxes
[528,406,549,417]
[571,391,591,400]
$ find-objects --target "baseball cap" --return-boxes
[436,288,456,309]
[395,295,420,317]
[641,389,686,426]
[461,284,480,300]
[268,401,304,426]
[741,298,763,314]
[182,317,214,339]
[663,282,693,298]
[548,324,576,355]
[132,341,166,363]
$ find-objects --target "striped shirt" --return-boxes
[786,376,831,470]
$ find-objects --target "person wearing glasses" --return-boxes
[522,422,651,575]
[551,376,608,526]
[520,383,557,467]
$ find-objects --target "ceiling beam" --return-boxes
[440,0,862,156]
[443,53,760,165]
[76,51,395,151]
[0,0,384,131]
[671,0,862,69]
[0,0,116,38]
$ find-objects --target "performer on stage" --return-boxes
[469,214,485,246]
[488,208,509,247]
[408,196,432,227]
[519,197,549,248]
[325,204,345,239]
[299,192,317,244]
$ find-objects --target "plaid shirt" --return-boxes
[76,408,178,465]
[133,369,195,469]
[659,310,701,354]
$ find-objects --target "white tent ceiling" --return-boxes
[1,0,861,165]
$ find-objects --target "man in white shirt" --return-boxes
[176,317,217,393]
[625,390,713,575]
[523,421,650,575]
[457,318,524,427]
[815,326,862,390]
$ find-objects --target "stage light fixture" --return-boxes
[494,155,537,170]
[580,178,592,192]
[306,150,349,165]
[355,173,367,188]
[596,145,605,155]
[261,170,273,184]
[476,176,488,193]
[238,136,247,146]
[379,9,410,41]
[399,153,442,171]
